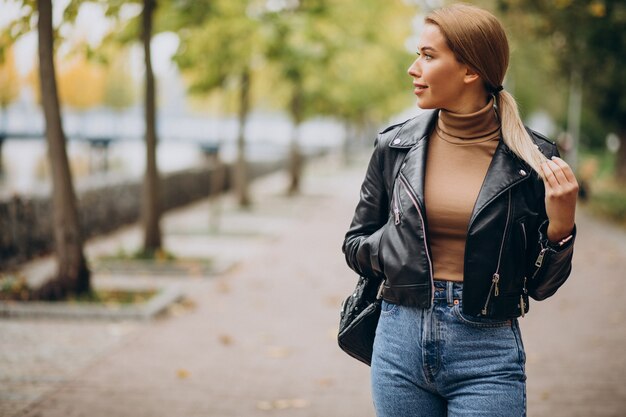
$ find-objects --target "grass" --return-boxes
[0,273,158,304]
[66,288,158,305]
[583,179,626,227]
[106,247,177,261]
[579,152,626,228]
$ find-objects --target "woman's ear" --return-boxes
[463,66,481,85]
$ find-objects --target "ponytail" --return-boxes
[496,90,548,177]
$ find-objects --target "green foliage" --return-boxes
[317,0,415,123]
[171,0,416,126]
[0,274,30,301]
[102,48,136,110]
[172,0,259,96]
[0,0,37,56]
[586,189,626,226]
[498,0,626,135]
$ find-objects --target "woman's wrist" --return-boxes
[547,222,575,244]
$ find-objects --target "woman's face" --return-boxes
[407,23,474,113]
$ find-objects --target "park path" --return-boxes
[3,153,625,417]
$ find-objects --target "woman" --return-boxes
[342,4,577,416]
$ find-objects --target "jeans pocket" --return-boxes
[452,304,511,328]
[380,300,398,317]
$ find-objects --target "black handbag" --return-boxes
[337,276,385,366]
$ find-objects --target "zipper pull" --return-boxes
[520,295,526,318]
[492,273,500,296]
[523,276,528,294]
[393,191,401,225]
[535,247,548,267]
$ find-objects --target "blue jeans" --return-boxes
[371,280,526,416]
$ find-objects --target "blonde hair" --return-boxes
[426,3,547,175]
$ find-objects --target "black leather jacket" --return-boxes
[342,110,576,319]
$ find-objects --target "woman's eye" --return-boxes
[424,54,432,60]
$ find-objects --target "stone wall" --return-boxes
[0,160,285,269]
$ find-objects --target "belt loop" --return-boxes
[447,281,454,306]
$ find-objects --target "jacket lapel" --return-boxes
[469,140,531,226]
[390,110,437,209]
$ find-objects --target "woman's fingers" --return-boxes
[549,156,578,184]
[541,157,578,188]
[541,156,579,200]
[541,160,560,190]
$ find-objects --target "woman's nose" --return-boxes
[407,58,420,78]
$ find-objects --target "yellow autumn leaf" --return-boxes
[176,369,190,379]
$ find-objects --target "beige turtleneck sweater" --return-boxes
[424,99,500,282]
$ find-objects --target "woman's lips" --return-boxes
[413,83,428,95]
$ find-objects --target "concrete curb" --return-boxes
[0,284,183,321]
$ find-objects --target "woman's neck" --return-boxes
[437,97,500,141]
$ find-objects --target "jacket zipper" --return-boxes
[519,275,528,317]
[393,185,401,225]
[481,189,512,315]
[398,173,435,304]
[531,242,550,280]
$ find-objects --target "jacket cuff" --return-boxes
[538,220,577,253]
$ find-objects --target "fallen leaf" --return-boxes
[266,346,292,359]
[216,280,231,294]
[290,398,310,408]
[256,401,272,411]
[255,398,311,411]
[272,399,290,410]
[219,334,234,345]
[325,296,342,307]
[317,378,334,387]
[328,328,338,340]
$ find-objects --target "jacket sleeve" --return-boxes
[342,136,389,281]
[527,143,577,301]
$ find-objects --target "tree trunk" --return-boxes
[616,129,626,184]
[235,68,251,208]
[36,0,90,299]
[287,82,303,196]
[141,0,162,254]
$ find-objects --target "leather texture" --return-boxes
[342,110,576,319]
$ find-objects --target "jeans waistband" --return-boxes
[433,280,463,305]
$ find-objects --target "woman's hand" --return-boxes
[541,156,579,242]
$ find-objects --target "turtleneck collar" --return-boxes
[436,98,500,145]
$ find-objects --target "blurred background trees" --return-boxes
[0,47,19,131]
[172,0,260,207]
[0,46,20,176]
[1,0,625,298]
[498,0,626,181]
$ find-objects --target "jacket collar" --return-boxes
[388,110,438,149]
[393,110,532,225]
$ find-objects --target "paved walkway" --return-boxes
[1,153,625,417]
